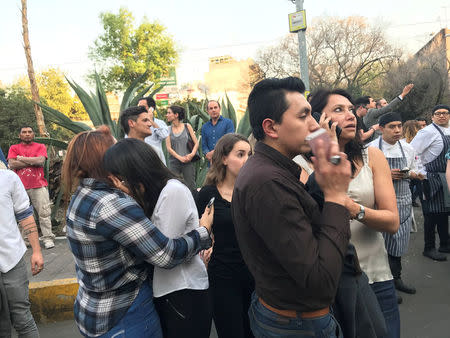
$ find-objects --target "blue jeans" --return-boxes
[96,281,162,338]
[248,292,342,338]
[370,280,400,338]
[0,256,39,338]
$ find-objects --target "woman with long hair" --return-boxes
[196,133,254,338]
[402,120,423,210]
[62,126,213,338]
[402,120,420,144]
[310,89,400,338]
[103,137,212,338]
[166,105,199,192]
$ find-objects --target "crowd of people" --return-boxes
[1,77,449,338]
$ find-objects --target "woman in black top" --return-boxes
[196,133,254,338]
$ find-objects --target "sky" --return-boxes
[0,0,449,88]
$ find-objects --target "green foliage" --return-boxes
[0,87,36,154]
[236,108,252,137]
[13,68,88,121]
[88,7,178,91]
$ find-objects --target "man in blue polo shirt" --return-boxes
[201,100,235,163]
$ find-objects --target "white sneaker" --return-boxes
[43,239,55,249]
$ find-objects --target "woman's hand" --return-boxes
[177,155,189,163]
[344,196,360,219]
[109,175,131,195]
[319,113,338,143]
[200,247,213,267]
[199,204,214,234]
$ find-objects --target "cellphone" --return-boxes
[312,112,342,139]
[207,197,215,208]
[399,169,410,174]
[305,128,331,157]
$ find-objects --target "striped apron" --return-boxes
[378,139,412,257]
[423,124,450,214]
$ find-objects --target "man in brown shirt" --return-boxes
[231,77,352,337]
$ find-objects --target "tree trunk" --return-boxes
[21,0,48,137]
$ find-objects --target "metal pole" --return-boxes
[295,0,310,92]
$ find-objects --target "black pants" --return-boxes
[423,212,449,250]
[154,288,212,338]
[388,255,402,280]
[209,269,255,338]
[410,179,421,202]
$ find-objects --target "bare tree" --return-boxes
[253,16,402,96]
[382,43,450,120]
[21,0,48,136]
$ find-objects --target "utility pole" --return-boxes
[21,0,48,137]
[292,0,310,92]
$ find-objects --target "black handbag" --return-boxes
[185,124,201,162]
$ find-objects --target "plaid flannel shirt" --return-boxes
[66,178,211,337]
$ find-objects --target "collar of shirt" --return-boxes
[209,115,224,124]
[254,142,302,181]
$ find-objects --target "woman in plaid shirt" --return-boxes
[62,126,213,337]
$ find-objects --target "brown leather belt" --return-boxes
[259,297,329,319]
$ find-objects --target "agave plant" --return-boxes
[34,71,159,227]
[37,71,160,143]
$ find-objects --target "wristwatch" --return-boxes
[356,204,365,221]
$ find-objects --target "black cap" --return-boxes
[379,112,402,127]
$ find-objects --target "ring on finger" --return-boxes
[330,155,341,165]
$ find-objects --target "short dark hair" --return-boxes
[375,99,384,108]
[416,117,427,123]
[103,138,176,217]
[120,106,147,134]
[20,126,34,133]
[168,105,185,121]
[139,96,156,109]
[248,77,306,141]
[207,100,221,109]
[354,96,370,108]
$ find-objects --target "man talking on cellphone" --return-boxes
[231,77,352,337]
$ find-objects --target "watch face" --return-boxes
[357,213,364,220]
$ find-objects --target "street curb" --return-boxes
[29,278,78,323]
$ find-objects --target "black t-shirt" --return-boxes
[196,185,248,277]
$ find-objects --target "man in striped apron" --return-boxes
[411,105,450,261]
[369,113,423,294]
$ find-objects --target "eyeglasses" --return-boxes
[433,112,449,116]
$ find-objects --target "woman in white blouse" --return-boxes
[104,138,213,338]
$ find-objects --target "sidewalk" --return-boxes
[24,236,78,323]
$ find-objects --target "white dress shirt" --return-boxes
[368,137,420,174]
[410,123,450,175]
[144,117,169,165]
[0,170,29,273]
[151,179,208,297]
